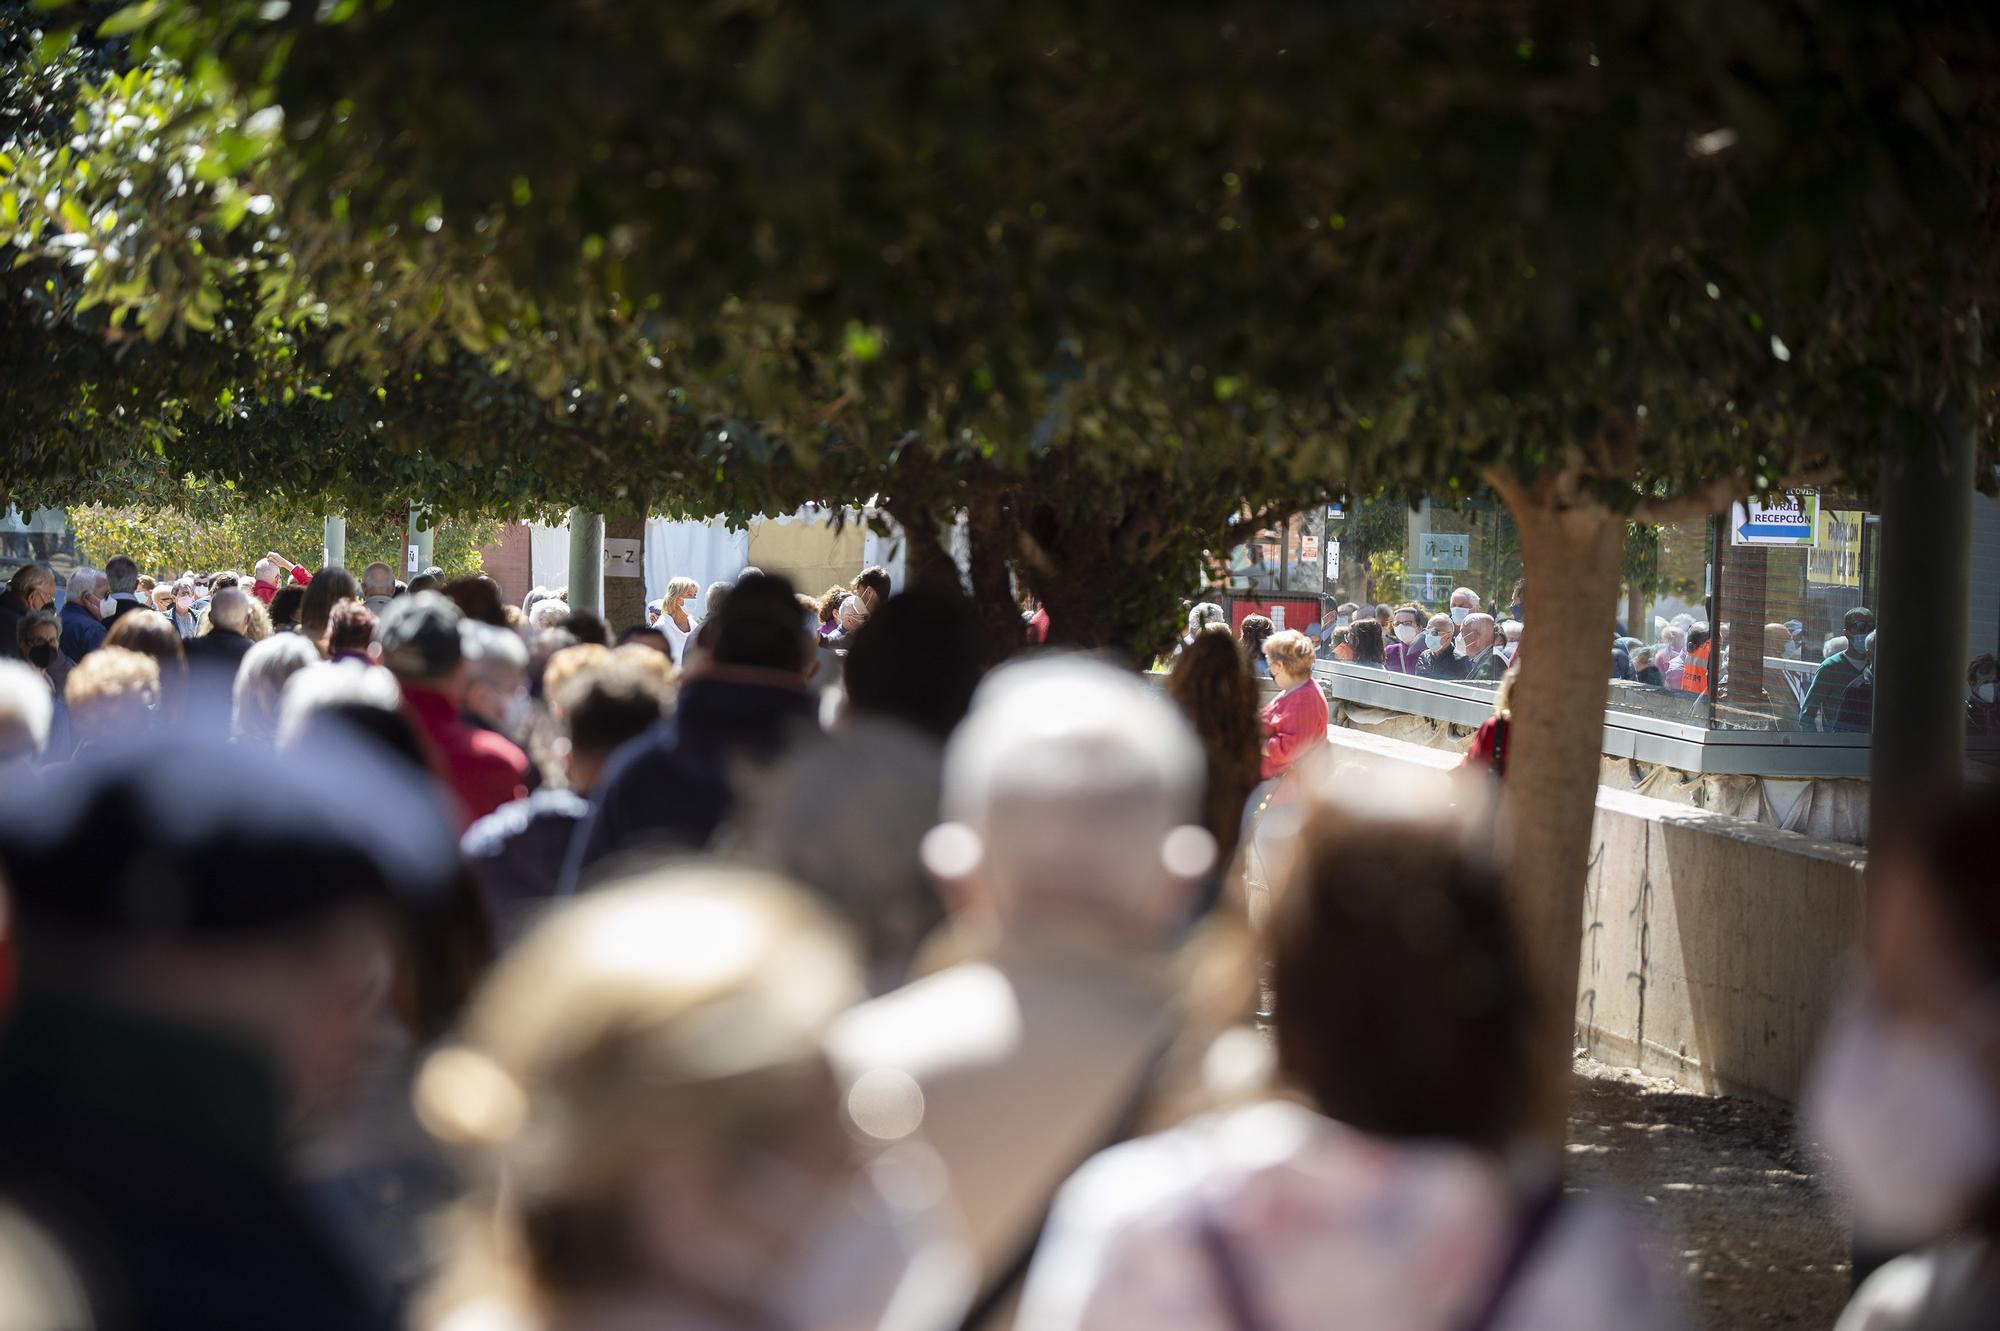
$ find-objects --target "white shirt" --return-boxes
[1017,1100,1686,1331]
[660,612,699,664]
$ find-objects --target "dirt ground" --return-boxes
[1567,1058,1851,1330]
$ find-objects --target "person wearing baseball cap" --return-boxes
[0,721,459,1331]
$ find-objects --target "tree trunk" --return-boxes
[1624,584,1645,641]
[601,511,649,633]
[898,510,962,591]
[1498,491,1626,1146]
[965,496,1025,668]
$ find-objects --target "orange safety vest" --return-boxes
[1679,642,1710,695]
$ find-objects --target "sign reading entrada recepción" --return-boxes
[1730,491,1820,547]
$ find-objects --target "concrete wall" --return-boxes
[1313,727,1866,1105]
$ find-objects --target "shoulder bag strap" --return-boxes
[1453,1182,1568,1331]
[953,1029,1178,1331]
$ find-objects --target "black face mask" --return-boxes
[27,642,56,670]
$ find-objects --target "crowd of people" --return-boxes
[0,549,1992,1331]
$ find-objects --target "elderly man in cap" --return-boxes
[825,655,1216,1329]
[378,592,529,827]
[0,722,460,1331]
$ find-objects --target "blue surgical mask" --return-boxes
[1509,603,1524,621]
[1424,630,1442,653]
[1450,607,1470,625]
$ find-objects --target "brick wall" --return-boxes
[480,521,534,608]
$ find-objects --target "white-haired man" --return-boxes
[58,567,109,662]
[360,561,398,617]
[1448,585,1483,625]
[827,656,1216,1328]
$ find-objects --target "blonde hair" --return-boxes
[64,647,160,739]
[539,643,614,714]
[414,871,862,1323]
[664,576,700,608]
[612,642,680,694]
[241,597,274,642]
[1262,628,1316,672]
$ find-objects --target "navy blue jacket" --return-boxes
[58,601,107,662]
[462,788,589,945]
[563,674,819,890]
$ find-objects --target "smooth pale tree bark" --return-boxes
[1489,472,1626,1144]
[405,505,434,578]
[602,512,649,633]
[322,515,346,569]
[566,508,603,616]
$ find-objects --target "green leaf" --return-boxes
[97,1,163,38]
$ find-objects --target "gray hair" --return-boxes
[461,621,530,688]
[276,659,404,748]
[361,561,397,597]
[104,555,139,594]
[0,659,53,764]
[66,566,102,600]
[231,634,322,742]
[1824,635,1849,659]
[937,655,1206,921]
[526,599,570,631]
[1450,586,1481,606]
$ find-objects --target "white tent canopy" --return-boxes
[528,505,917,619]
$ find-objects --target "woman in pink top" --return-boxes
[1257,629,1329,804]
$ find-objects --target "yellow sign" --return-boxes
[1808,509,1863,587]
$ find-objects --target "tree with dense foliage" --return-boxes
[6,0,1998,1131]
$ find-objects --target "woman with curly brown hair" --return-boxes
[1166,626,1264,869]
[815,583,849,638]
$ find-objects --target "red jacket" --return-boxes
[1259,680,1330,801]
[250,565,313,605]
[400,681,530,829]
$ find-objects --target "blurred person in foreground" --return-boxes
[378,593,530,828]
[273,664,498,1311]
[1017,784,1684,1331]
[325,599,379,665]
[463,656,674,945]
[1165,624,1263,875]
[63,647,160,757]
[231,633,322,744]
[413,870,972,1331]
[1810,785,2000,1331]
[105,610,189,721]
[0,723,460,1331]
[825,655,1218,1328]
[565,573,819,885]
[0,658,54,779]
[733,586,981,991]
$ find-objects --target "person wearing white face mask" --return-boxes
[1809,786,2000,1331]
[1417,612,1467,680]
[1384,603,1428,675]
[1448,586,1482,626]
